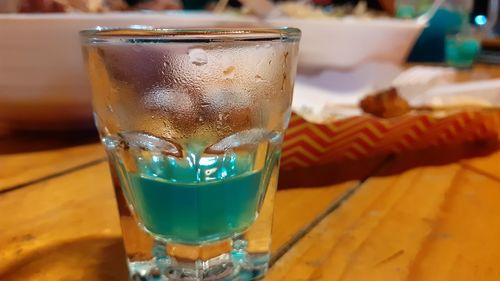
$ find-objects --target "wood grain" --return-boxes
[266,146,500,281]
[273,156,388,257]
[0,162,128,281]
[273,182,359,255]
[0,143,105,192]
[460,144,500,182]
[0,148,385,281]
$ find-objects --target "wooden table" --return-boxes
[2,64,500,280]
[2,133,500,281]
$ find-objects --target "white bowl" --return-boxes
[268,17,425,69]
[0,12,425,130]
[0,12,254,130]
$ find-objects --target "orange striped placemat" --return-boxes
[281,111,500,169]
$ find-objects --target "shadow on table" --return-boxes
[376,140,500,177]
[279,154,388,189]
[0,130,99,155]
[279,140,500,189]
[0,236,129,281]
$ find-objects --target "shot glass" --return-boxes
[80,27,300,281]
[445,30,481,68]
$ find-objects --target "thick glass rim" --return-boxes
[80,27,301,44]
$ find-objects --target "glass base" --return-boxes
[127,239,269,281]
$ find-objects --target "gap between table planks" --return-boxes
[0,132,104,193]
[266,141,500,281]
[2,133,498,281]
[0,141,386,281]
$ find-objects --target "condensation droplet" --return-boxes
[255,74,265,82]
[281,72,287,91]
[223,66,235,79]
[188,48,208,66]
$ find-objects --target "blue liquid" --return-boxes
[445,36,480,68]
[112,146,277,244]
[129,170,262,244]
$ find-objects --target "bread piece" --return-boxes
[360,87,411,118]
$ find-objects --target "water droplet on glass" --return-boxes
[188,48,208,66]
[255,74,265,82]
[281,72,287,91]
[223,66,235,79]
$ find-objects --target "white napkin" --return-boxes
[392,66,456,104]
[292,62,402,122]
[414,79,500,107]
[292,64,457,123]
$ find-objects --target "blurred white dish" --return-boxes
[0,12,425,130]
[0,12,252,130]
[268,17,426,69]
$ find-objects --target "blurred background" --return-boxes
[0,0,499,164]
[1,2,500,279]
